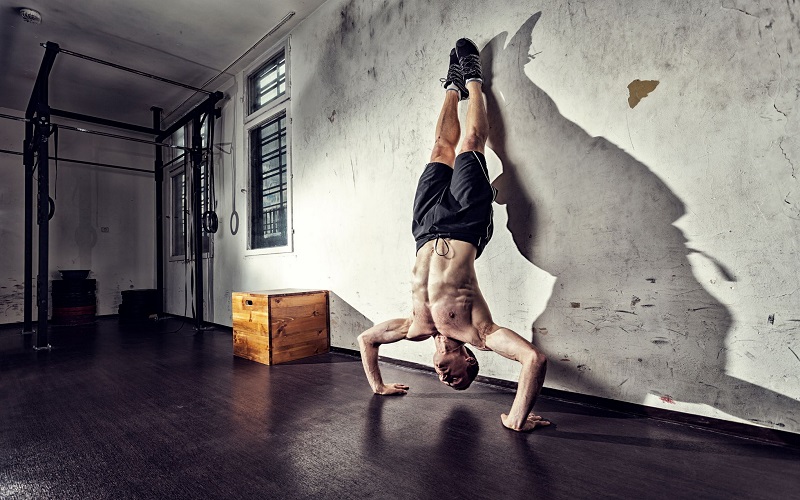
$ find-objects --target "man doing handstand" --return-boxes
[357,38,549,432]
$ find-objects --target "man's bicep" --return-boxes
[484,327,537,363]
[359,318,413,346]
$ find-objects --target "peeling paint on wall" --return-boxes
[0,281,25,317]
[627,80,659,108]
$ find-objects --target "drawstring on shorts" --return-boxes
[434,235,450,256]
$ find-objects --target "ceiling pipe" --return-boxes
[163,11,295,122]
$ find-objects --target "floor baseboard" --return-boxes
[330,346,800,449]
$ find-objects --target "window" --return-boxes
[249,112,288,249]
[168,121,211,259]
[244,43,291,253]
[170,169,186,257]
[249,51,286,114]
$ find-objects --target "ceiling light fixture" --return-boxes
[20,8,42,24]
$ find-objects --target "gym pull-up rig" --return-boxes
[8,41,223,349]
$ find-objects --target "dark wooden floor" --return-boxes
[1,318,798,500]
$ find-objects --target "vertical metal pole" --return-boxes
[191,113,204,329]
[152,107,164,315]
[35,111,50,349]
[32,43,59,350]
[22,121,34,334]
[24,42,59,338]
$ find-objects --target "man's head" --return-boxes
[433,344,479,390]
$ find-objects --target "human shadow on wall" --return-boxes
[483,12,798,428]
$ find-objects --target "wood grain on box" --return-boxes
[232,289,329,365]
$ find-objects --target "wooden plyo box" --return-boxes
[232,289,330,365]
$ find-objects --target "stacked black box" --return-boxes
[119,289,159,322]
[52,277,96,325]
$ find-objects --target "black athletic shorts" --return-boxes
[412,150,497,258]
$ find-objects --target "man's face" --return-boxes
[433,348,472,390]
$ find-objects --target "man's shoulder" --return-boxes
[406,314,436,341]
[406,330,434,342]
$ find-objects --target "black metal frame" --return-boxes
[22,41,223,347]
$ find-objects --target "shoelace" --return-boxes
[459,54,482,79]
[440,63,465,87]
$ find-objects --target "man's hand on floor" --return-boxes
[501,413,550,432]
[376,383,409,395]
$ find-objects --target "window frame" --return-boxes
[168,165,187,261]
[245,45,290,124]
[247,50,288,116]
[243,41,293,255]
[167,121,213,262]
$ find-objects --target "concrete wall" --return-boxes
[188,0,799,434]
[0,0,786,433]
[0,107,156,321]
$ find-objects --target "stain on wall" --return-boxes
[0,280,25,316]
[627,79,659,108]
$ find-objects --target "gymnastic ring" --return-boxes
[229,211,239,235]
[48,196,55,220]
[202,211,218,233]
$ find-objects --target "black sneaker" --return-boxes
[440,48,468,100]
[455,38,482,83]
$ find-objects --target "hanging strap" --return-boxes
[208,112,216,212]
[50,125,59,200]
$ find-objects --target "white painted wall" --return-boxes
[0,0,761,434]
[187,0,799,434]
[0,107,156,320]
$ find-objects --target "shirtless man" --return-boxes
[357,38,549,432]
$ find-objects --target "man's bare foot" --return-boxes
[501,413,550,432]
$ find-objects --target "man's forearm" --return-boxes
[357,318,411,395]
[358,335,385,393]
[506,357,547,428]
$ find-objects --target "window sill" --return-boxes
[168,253,213,263]
[244,245,293,257]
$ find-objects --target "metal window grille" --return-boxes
[170,121,211,258]
[249,51,286,114]
[250,112,288,249]
[171,170,186,257]
[197,162,210,254]
[198,118,212,253]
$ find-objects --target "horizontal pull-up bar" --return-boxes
[0,148,154,175]
[55,123,189,150]
[0,112,189,151]
[51,108,158,135]
[41,42,214,95]
[1,113,27,123]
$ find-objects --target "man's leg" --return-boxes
[456,39,488,155]
[430,87,461,167]
[412,51,463,248]
[460,80,488,154]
